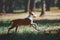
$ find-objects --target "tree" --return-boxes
[5,0,14,13]
[56,0,60,9]
[24,0,35,12]
[15,0,24,9]
[24,0,30,12]
[50,0,55,7]
[30,0,35,11]
[45,0,51,11]
[0,0,3,13]
[40,0,46,16]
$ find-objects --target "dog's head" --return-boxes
[29,11,37,18]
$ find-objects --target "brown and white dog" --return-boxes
[8,11,39,33]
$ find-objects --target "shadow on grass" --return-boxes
[0,32,60,40]
[34,20,60,26]
[0,20,60,27]
[0,20,10,27]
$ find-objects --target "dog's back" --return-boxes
[11,18,31,26]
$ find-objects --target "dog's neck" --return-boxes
[27,14,33,20]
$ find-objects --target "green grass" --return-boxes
[13,7,60,13]
[0,31,60,40]
[14,10,24,13]
[0,19,60,32]
[0,19,60,40]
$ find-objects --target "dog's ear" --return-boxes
[29,11,34,15]
[29,10,32,14]
[29,10,37,17]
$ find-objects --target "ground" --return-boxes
[0,12,60,40]
[0,11,60,33]
[0,11,60,20]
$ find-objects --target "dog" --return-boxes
[8,11,39,33]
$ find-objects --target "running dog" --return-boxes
[8,11,39,33]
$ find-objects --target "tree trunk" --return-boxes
[57,0,60,9]
[24,0,35,12]
[40,0,45,16]
[0,0,3,13]
[24,0,30,12]
[5,0,14,13]
[30,0,35,11]
[45,0,51,11]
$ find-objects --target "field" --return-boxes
[0,8,60,40]
[0,19,60,40]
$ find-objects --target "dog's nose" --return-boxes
[33,15,37,17]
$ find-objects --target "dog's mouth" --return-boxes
[32,13,37,18]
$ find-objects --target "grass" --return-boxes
[14,10,24,13]
[0,31,60,40]
[0,7,60,40]
[0,19,60,40]
[0,19,60,31]
[13,7,60,13]
[50,7,60,12]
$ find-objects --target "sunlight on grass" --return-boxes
[14,10,24,13]
[50,7,60,11]
[13,7,60,13]
[0,19,60,34]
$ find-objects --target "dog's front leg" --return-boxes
[31,23,40,31]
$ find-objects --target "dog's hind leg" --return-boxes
[15,25,18,32]
[8,25,15,33]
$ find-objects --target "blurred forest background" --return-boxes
[0,0,60,40]
[0,0,60,13]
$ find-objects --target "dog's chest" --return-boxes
[27,14,33,20]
